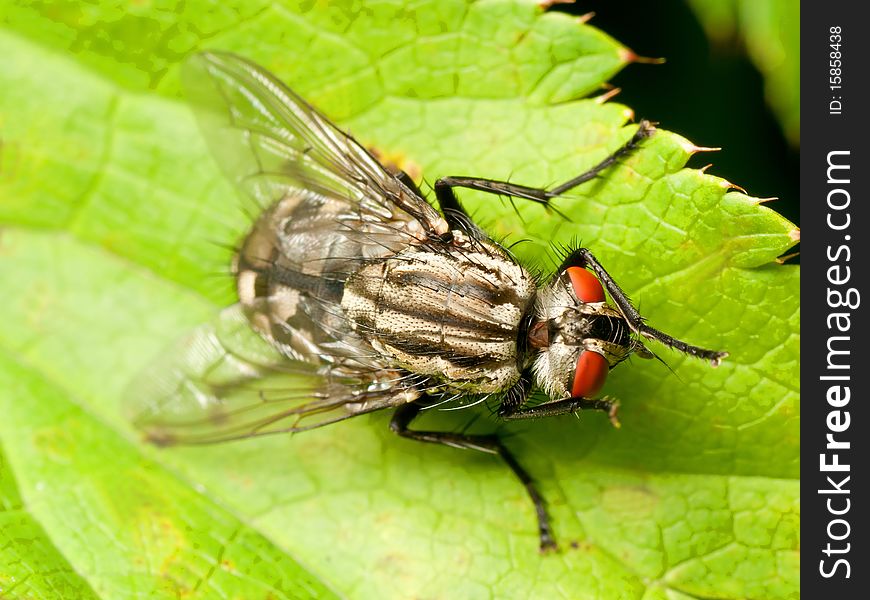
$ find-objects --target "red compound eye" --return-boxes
[566,266,605,303]
[571,351,609,398]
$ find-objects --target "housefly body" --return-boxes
[129,52,728,551]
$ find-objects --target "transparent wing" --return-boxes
[129,52,440,444]
[184,52,450,372]
[126,305,419,445]
[182,51,447,239]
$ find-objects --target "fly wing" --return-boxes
[132,52,444,445]
[182,51,448,242]
[126,305,419,445]
[183,51,449,367]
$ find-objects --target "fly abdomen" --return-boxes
[341,243,536,393]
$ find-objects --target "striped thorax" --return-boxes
[342,231,536,394]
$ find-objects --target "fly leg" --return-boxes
[433,120,655,227]
[558,248,729,365]
[390,401,558,552]
[500,396,621,427]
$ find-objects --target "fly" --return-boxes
[128,52,728,551]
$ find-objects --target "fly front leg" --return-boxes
[433,120,656,228]
[558,248,729,365]
[390,401,557,552]
[500,396,621,428]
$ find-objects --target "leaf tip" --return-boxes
[753,196,780,205]
[686,145,721,156]
[719,179,747,194]
[576,11,595,24]
[789,228,801,242]
[594,86,621,104]
[619,48,666,65]
[776,251,801,264]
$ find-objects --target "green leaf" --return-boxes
[0,1,798,598]
[685,0,800,144]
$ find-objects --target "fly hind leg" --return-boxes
[390,401,557,552]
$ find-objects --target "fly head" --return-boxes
[528,266,653,400]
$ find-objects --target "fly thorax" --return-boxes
[340,240,536,393]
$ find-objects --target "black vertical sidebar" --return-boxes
[802,2,869,597]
